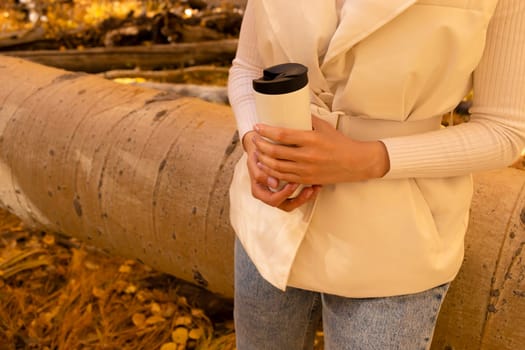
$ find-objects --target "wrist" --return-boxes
[369,141,391,178]
[349,140,390,180]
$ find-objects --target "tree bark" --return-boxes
[432,167,525,350]
[0,56,524,347]
[0,55,241,297]
[2,39,238,73]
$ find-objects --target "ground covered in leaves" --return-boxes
[0,209,326,350]
[0,209,236,350]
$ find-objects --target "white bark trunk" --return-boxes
[432,168,525,349]
[0,55,241,297]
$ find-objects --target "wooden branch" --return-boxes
[99,65,230,82]
[0,27,47,50]
[2,39,238,73]
[131,82,228,105]
[100,66,229,104]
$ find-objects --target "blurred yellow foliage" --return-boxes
[0,0,156,36]
[83,1,143,24]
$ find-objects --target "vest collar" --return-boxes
[322,0,417,68]
[254,0,417,102]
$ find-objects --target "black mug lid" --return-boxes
[253,63,308,95]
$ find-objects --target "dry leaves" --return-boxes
[0,209,234,350]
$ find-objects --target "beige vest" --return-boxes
[229,0,499,297]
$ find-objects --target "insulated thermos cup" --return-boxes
[252,63,312,197]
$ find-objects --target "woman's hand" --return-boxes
[253,116,390,185]
[242,130,322,212]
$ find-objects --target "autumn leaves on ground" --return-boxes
[0,209,236,350]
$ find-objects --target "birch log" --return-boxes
[0,55,241,297]
[0,56,524,347]
[432,168,525,350]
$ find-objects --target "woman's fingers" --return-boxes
[251,183,319,212]
[247,149,280,189]
[246,121,326,210]
[247,146,322,211]
[254,116,330,146]
[254,137,307,162]
[255,157,303,184]
[251,138,306,184]
[278,185,322,212]
[247,148,301,207]
[255,123,313,146]
[251,182,300,208]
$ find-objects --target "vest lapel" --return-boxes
[253,0,418,100]
[255,1,336,64]
[254,1,337,92]
[321,0,417,73]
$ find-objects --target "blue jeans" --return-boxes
[234,240,449,350]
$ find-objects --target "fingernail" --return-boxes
[267,176,278,188]
[256,161,263,169]
[254,124,261,132]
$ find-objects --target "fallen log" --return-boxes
[98,66,230,84]
[432,167,525,350]
[2,39,238,73]
[0,55,241,297]
[0,56,524,347]
[0,26,48,50]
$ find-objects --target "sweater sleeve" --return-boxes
[381,0,525,179]
[227,1,263,143]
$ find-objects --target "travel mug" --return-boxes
[252,63,312,197]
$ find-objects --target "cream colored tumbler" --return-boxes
[253,63,312,197]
